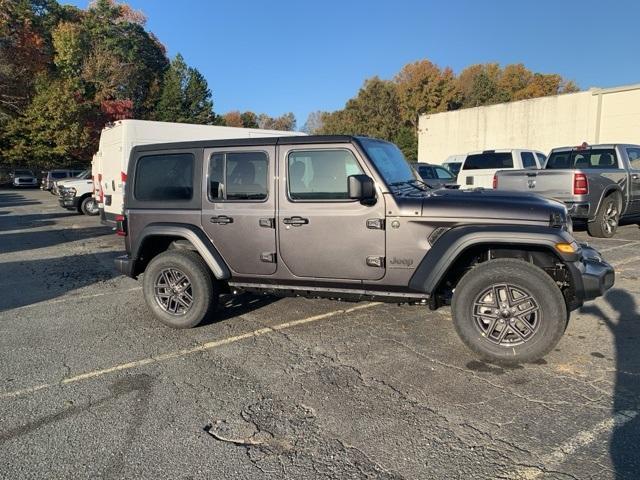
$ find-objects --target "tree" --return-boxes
[240,111,259,128]
[258,112,296,131]
[302,111,325,134]
[222,110,243,127]
[154,54,215,124]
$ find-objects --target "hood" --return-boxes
[57,178,91,188]
[421,188,567,224]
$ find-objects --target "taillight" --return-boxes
[573,173,588,195]
[120,171,127,182]
[115,214,127,237]
[492,174,497,189]
[97,173,104,202]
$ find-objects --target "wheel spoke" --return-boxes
[154,268,193,316]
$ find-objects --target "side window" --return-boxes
[208,151,268,201]
[134,153,194,201]
[536,152,547,167]
[521,152,537,169]
[627,148,640,169]
[435,167,453,179]
[288,149,364,200]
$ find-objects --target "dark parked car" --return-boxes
[114,135,614,364]
[414,163,458,188]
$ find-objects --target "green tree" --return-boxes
[154,54,215,124]
[240,111,259,128]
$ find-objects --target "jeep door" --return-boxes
[277,144,386,280]
[201,146,277,275]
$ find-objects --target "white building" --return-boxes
[418,83,640,164]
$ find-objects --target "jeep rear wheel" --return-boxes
[143,250,218,328]
[451,258,567,364]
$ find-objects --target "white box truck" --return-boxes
[92,120,306,225]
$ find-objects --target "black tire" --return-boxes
[79,195,99,216]
[142,250,218,329]
[587,194,620,238]
[451,258,567,365]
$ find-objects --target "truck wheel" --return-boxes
[143,250,218,329]
[588,194,620,238]
[451,258,567,365]
[80,196,99,216]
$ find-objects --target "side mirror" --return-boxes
[348,174,376,202]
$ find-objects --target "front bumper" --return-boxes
[58,194,80,210]
[567,245,615,309]
[13,179,38,187]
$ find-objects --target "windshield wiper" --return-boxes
[389,179,433,191]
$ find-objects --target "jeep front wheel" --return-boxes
[451,258,567,364]
[143,250,218,328]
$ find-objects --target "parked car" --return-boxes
[495,144,640,237]
[10,169,38,188]
[41,169,84,192]
[458,149,546,189]
[57,171,98,215]
[414,163,458,188]
[113,135,614,365]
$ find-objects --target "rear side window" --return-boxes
[134,153,194,201]
[463,152,513,170]
[536,153,547,166]
[546,149,618,169]
[627,147,640,169]
[521,152,537,169]
[288,149,363,200]
[418,166,435,179]
[435,167,454,179]
[208,151,268,201]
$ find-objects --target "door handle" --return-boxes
[210,215,233,225]
[283,216,309,227]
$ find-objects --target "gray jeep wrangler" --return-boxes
[115,135,615,364]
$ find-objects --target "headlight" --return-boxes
[68,187,76,196]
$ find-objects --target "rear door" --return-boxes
[625,146,640,214]
[277,144,386,280]
[201,146,277,276]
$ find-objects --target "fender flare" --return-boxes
[133,223,230,280]
[591,185,625,221]
[408,224,578,295]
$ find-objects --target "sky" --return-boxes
[64,0,639,128]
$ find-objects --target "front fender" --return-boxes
[408,224,577,295]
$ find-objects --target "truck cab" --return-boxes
[114,135,614,364]
[458,149,546,189]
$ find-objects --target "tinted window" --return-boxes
[134,153,194,201]
[546,149,618,169]
[51,172,68,179]
[435,167,453,179]
[463,152,513,170]
[444,162,461,176]
[627,148,640,169]
[418,166,435,179]
[288,149,363,200]
[521,152,537,169]
[536,153,547,166]
[208,151,268,201]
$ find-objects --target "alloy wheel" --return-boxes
[154,268,193,315]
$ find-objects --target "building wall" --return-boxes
[417,84,640,164]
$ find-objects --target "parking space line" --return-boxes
[0,302,381,400]
[598,241,640,253]
[611,254,640,268]
[508,410,638,479]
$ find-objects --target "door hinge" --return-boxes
[366,256,385,268]
[260,252,277,263]
[259,217,275,228]
[366,218,385,230]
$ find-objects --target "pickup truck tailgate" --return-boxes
[495,169,575,200]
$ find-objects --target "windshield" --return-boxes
[14,169,34,176]
[358,138,416,185]
[75,170,89,178]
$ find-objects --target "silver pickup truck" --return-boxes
[495,144,640,237]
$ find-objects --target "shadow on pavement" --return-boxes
[202,292,279,327]
[0,251,121,312]
[0,192,42,208]
[0,211,79,232]
[580,289,640,478]
[0,226,112,254]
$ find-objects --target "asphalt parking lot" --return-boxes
[1,188,639,480]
